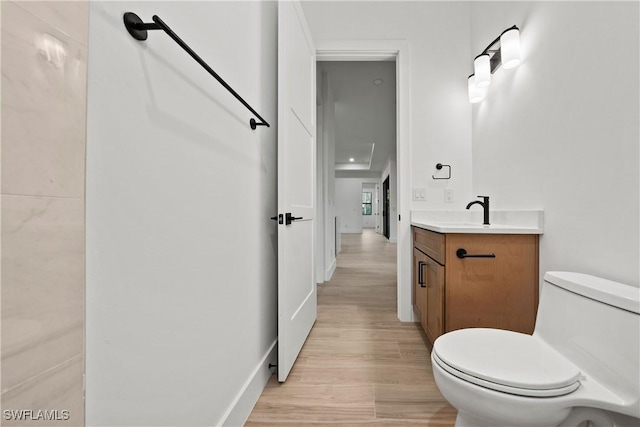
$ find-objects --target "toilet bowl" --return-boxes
[431,272,640,427]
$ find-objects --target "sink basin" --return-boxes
[410,210,544,234]
[410,221,543,234]
[435,223,518,229]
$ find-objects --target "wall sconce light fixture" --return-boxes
[468,25,521,103]
[468,74,487,104]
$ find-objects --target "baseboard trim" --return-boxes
[325,258,336,281]
[218,339,277,426]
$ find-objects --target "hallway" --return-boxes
[246,230,456,425]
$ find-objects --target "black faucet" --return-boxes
[466,196,490,225]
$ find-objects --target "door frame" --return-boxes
[360,181,378,231]
[383,176,390,239]
[316,40,413,322]
[375,183,381,234]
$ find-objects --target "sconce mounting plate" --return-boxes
[489,50,502,74]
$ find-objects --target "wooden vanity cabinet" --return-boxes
[413,248,445,345]
[423,252,445,345]
[413,248,427,324]
[412,227,539,347]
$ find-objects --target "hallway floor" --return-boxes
[246,229,456,426]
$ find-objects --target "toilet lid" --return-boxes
[433,328,582,397]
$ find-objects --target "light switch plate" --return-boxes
[413,187,427,201]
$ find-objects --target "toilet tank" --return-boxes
[534,272,640,414]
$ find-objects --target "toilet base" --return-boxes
[455,406,632,427]
[454,412,498,427]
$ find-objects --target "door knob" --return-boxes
[285,212,303,225]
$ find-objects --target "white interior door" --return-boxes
[277,0,316,382]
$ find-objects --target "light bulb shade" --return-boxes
[473,54,491,88]
[500,27,521,69]
[468,75,486,103]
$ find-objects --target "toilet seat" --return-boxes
[433,328,582,398]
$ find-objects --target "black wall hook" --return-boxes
[123,12,270,130]
[432,163,451,180]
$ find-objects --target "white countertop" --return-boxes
[410,210,544,234]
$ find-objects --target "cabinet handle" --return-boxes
[418,261,426,287]
[456,248,496,259]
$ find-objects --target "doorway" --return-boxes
[316,59,396,278]
[361,184,373,229]
[382,176,390,239]
[361,182,379,233]
[315,40,413,322]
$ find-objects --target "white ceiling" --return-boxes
[318,61,396,175]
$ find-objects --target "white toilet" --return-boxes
[431,271,640,427]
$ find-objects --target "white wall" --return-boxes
[85,2,278,425]
[303,1,473,211]
[316,78,325,283]
[470,2,639,287]
[318,69,337,280]
[335,178,384,233]
[335,178,365,233]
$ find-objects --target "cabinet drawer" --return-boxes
[413,227,445,265]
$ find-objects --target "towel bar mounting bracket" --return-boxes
[124,12,154,40]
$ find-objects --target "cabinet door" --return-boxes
[423,254,444,345]
[413,248,427,323]
[445,234,539,334]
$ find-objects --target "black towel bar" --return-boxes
[123,12,270,130]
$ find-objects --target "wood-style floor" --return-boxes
[246,229,457,426]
